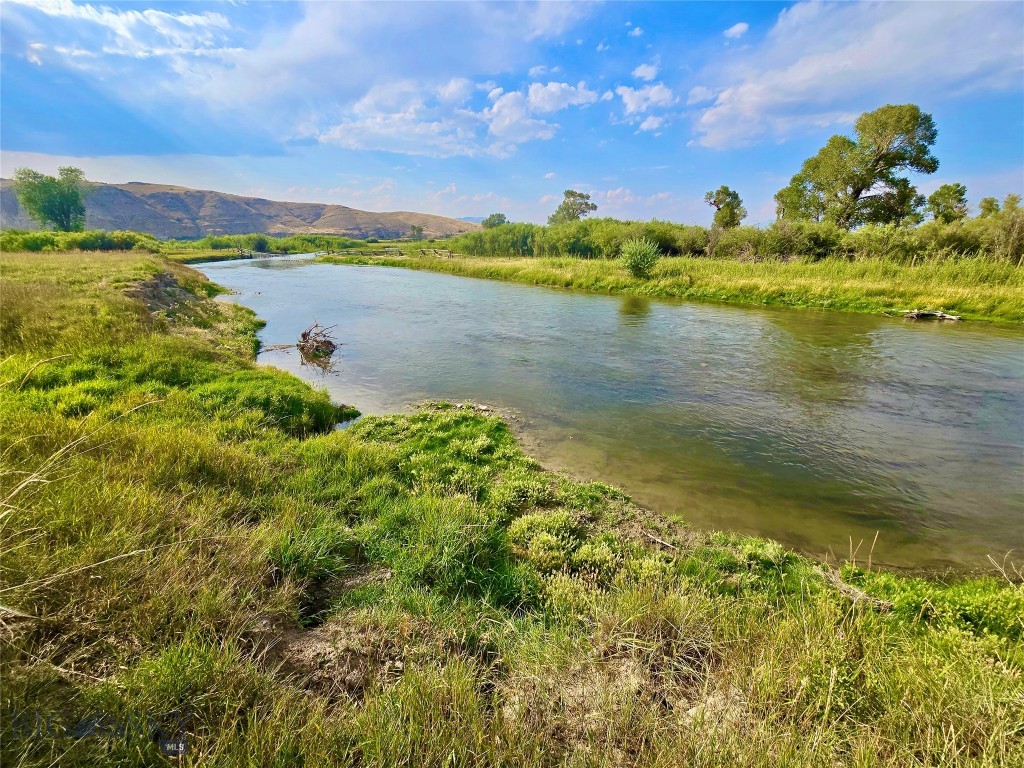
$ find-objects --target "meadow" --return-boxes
[1,249,1022,766]
[320,253,1024,323]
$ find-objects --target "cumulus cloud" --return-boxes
[485,91,556,144]
[526,81,598,112]
[693,1,1024,148]
[596,41,609,52]
[616,83,676,114]
[638,116,664,132]
[437,77,475,103]
[317,76,602,158]
[544,172,556,179]
[723,22,749,39]
[628,26,643,37]
[632,63,658,81]
[686,85,715,105]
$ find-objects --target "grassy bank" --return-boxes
[320,254,1024,323]
[2,250,1022,766]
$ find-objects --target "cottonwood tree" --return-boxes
[482,212,507,228]
[409,224,425,240]
[548,190,597,225]
[774,104,938,229]
[704,185,747,228]
[926,183,969,223]
[12,166,90,231]
[978,197,1001,218]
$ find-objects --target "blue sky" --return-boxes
[1,0,1022,225]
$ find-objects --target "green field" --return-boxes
[320,253,1024,323]
[2,250,1022,766]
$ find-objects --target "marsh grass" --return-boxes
[1,250,1021,766]
[321,254,1024,323]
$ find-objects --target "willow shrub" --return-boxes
[620,237,662,278]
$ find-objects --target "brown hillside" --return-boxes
[0,179,480,240]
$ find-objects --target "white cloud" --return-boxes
[590,187,671,210]
[693,1,1024,148]
[528,65,548,78]
[7,0,231,58]
[686,85,715,105]
[544,172,556,179]
[601,90,614,101]
[596,41,609,52]
[628,26,643,37]
[484,91,556,152]
[526,81,598,112]
[638,116,664,132]
[632,63,658,81]
[437,77,474,103]
[616,83,676,114]
[317,77,600,158]
[723,22,749,39]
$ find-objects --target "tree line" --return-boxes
[465,104,1020,263]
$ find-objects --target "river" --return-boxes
[198,256,1024,570]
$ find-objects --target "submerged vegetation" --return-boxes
[2,249,1022,766]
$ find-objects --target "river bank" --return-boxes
[319,253,1024,323]
[2,250,1021,766]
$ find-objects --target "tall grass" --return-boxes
[321,253,1024,322]
[1,250,1021,766]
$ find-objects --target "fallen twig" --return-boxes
[815,566,893,612]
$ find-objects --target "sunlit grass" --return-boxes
[1,250,1021,766]
[322,254,1024,323]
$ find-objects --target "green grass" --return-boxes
[2,250,1022,766]
[320,253,1024,323]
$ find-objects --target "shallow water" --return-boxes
[199,256,1024,570]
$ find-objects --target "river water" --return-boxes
[198,256,1024,570]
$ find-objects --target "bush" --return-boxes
[620,237,661,278]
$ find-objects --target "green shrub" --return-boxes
[620,237,661,278]
[570,534,622,584]
[507,510,583,552]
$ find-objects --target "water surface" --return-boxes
[199,256,1024,570]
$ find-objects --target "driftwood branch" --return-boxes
[815,566,893,612]
[902,309,961,321]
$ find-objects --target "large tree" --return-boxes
[774,104,938,229]
[978,197,1001,218]
[704,185,747,228]
[548,190,597,225]
[926,183,969,223]
[482,212,507,229]
[12,166,90,231]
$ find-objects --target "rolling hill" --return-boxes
[0,179,480,240]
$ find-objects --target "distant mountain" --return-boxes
[0,179,481,240]
[458,216,486,224]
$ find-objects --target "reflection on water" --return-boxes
[200,258,1024,570]
[618,295,652,327]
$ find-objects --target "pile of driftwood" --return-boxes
[263,323,339,371]
[298,322,337,357]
